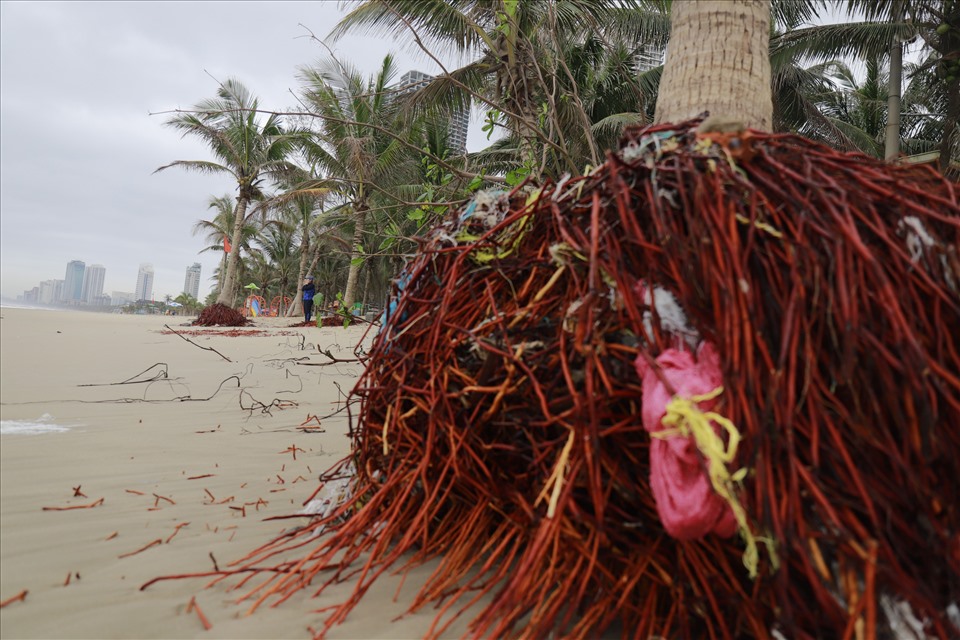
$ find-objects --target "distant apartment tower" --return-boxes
[183,263,202,299]
[21,287,39,303]
[135,263,154,302]
[397,70,469,153]
[636,45,664,73]
[38,279,64,305]
[81,264,106,304]
[61,260,85,303]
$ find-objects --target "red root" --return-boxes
[164,120,960,638]
[192,304,249,327]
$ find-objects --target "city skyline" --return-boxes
[12,258,211,306]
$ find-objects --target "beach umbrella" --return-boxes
[167,301,182,307]
[243,283,260,290]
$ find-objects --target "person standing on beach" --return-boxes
[302,276,316,323]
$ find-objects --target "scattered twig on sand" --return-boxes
[278,369,303,394]
[300,414,322,427]
[153,493,175,507]
[293,347,368,368]
[42,498,104,511]
[279,444,305,461]
[0,590,28,608]
[194,426,221,434]
[140,564,310,592]
[163,325,232,362]
[72,485,87,497]
[118,539,162,559]
[78,374,240,405]
[238,391,298,415]
[186,596,213,631]
[298,414,325,433]
[78,363,170,387]
[165,523,190,544]
[264,356,311,367]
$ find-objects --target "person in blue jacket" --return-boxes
[302,276,316,323]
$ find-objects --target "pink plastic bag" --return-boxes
[635,342,736,539]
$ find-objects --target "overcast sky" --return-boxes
[0,1,475,302]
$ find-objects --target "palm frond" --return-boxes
[154,159,235,177]
[772,21,913,65]
[329,0,492,56]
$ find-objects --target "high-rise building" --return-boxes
[183,263,202,300]
[397,70,470,154]
[81,264,106,304]
[636,45,664,73]
[61,260,85,303]
[135,263,154,302]
[38,279,63,305]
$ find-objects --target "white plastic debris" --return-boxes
[300,463,356,522]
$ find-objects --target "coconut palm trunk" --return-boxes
[655,0,772,131]
[942,80,959,172]
[217,196,249,306]
[288,234,310,317]
[885,0,904,161]
[342,206,367,311]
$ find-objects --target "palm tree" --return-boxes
[258,172,332,317]
[249,218,301,311]
[902,50,957,167]
[466,26,665,175]
[192,194,259,302]
[297,54,417,310]
[330,0,670,178]
[157,78,301,306]
[818,57,892,157]
[772,0,952,168]
[173,292,201,315]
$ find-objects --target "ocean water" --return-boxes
[0,413,75,435]
[0,300,66,312]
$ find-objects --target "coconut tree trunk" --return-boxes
[343,206,367,311]
[885,0,904,161]
[655,0,772,131]
[216,196,249,307]
[216,250,227,301]
[361,257,373,313]
[941,79,959,173]
[288,233,310,317]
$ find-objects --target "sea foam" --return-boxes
[0,413,74,435]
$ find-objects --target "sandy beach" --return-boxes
[0,307,475,639]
